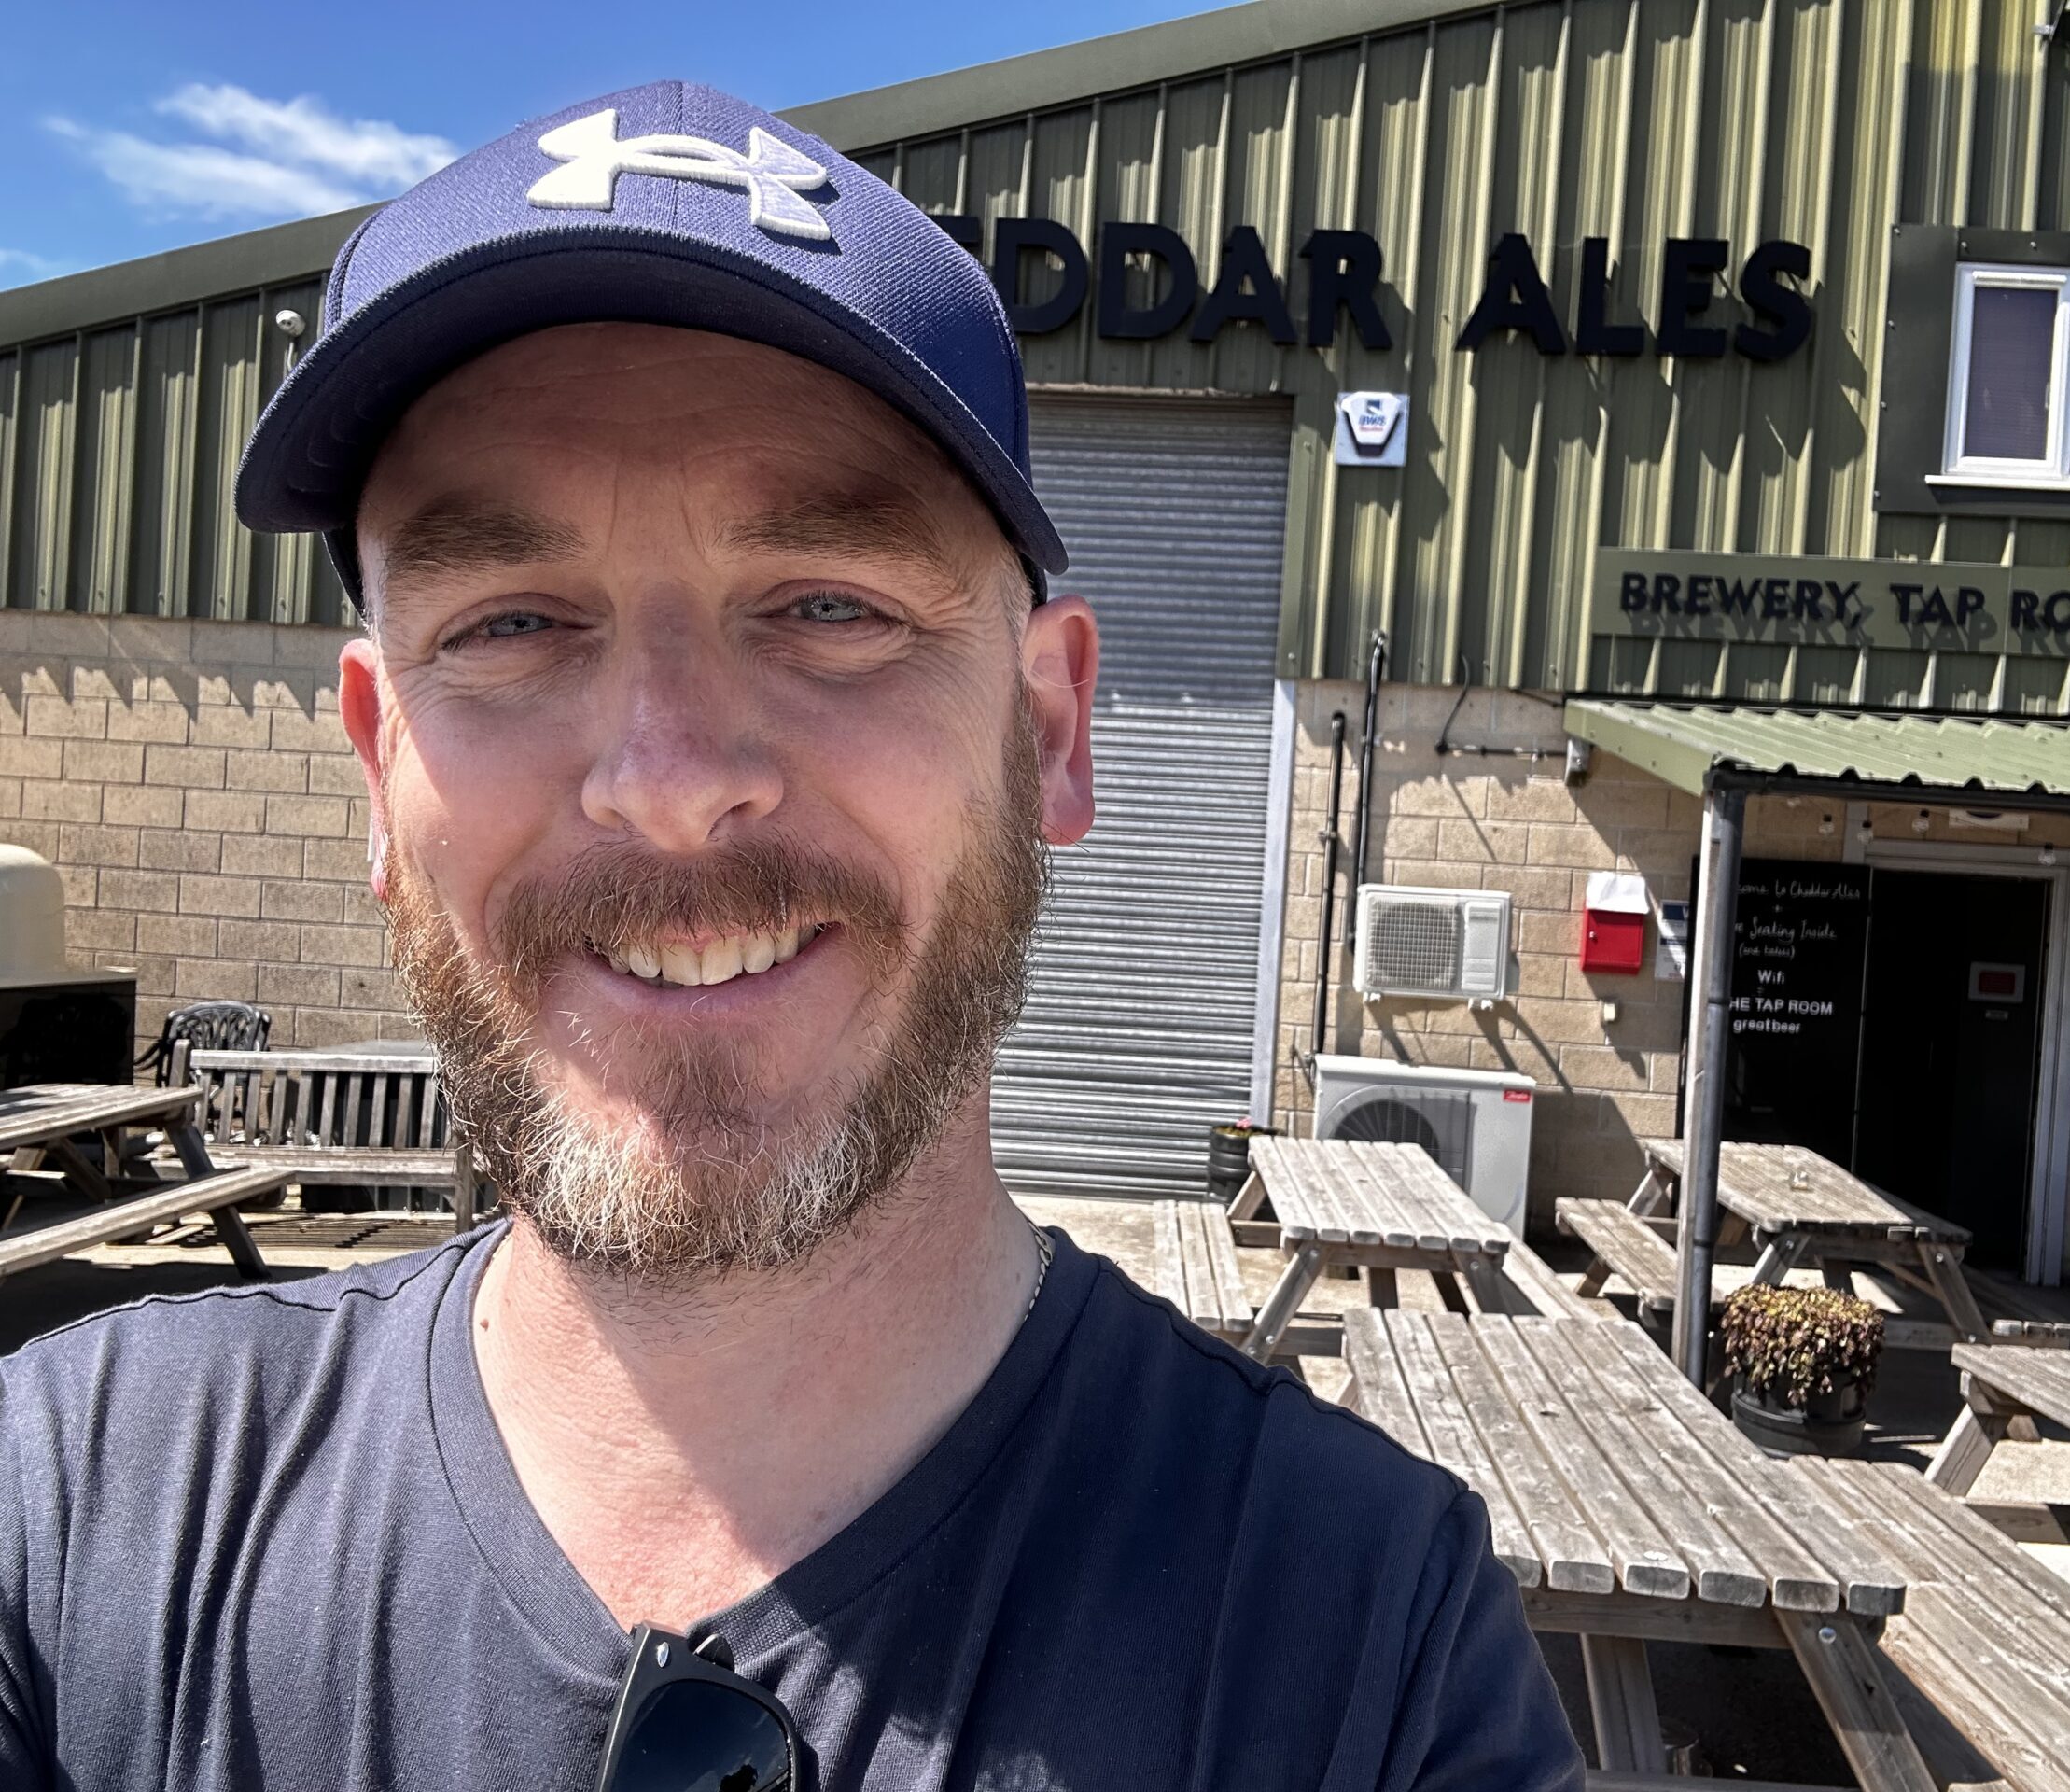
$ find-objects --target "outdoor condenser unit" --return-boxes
[1311,1056,1535,1233]
[1352,885,1512,1001]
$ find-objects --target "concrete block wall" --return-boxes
[0,609,407,1049]
[1271,683,2070,1234]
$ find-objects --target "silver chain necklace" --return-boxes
[1023,1221,1054,1322]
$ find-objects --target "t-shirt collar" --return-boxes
[426,1215,1098,1675]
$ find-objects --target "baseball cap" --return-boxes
[234,80,1067,605]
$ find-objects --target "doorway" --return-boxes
[1853,869,2052,1270]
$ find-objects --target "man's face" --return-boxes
[341,324,1097,1278]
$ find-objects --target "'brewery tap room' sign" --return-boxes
[1720,861,1872,1168]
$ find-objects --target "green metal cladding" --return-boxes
[4,0,2069,709]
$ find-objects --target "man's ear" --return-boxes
[338,638,391,901]
[1020,595,1098,847]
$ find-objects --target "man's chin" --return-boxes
[492,1085,893,1281]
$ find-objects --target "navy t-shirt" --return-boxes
[0,1223,1583,1789]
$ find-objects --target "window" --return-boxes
[1940,264,2070,485]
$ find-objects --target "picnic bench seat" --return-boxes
[1926,1342,2070,1544]
[0,1164,288,1280]
[1989,1320,2070,1348]
[1556,1198,1717,1317]
[1152,1198,1252,1340]
[1147,1199,1342,1359]
[1804,1458,2070,1792]
[1973,1271,2070,1347]
[1493,1237,1601,1321]
[178,1046,484,1229]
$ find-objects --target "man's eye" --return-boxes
[790,592,874,624]
[481,612,556,638]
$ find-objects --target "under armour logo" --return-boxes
[527,109,833,242]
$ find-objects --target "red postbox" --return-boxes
[1580,871,1648,974]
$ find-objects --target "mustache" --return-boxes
[492,836,908,995]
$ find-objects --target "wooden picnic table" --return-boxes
[1344,1308,1931,1791]
[2,1082,212,1206]
[1634,1140,1991,1349]
[1231,1138,1515,1363]
[1,1082,276,1278]
[1925,1341,2070,1544]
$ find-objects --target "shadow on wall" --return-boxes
[1297,685,1696,1232]
[0,611,356,725]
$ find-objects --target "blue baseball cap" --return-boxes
[235,80,1066,605]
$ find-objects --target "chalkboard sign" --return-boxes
[1722,859,1871,1165]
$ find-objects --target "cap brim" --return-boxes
[235,228,1069,588]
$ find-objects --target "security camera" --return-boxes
[273,308,307,340]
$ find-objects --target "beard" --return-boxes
[385,709,1049,1281]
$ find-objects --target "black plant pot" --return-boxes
[1206,1125,1272,1205]
[1729,1373,1868,1459]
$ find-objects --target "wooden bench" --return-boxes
[1972,1270,2070,1347]
[1926,1342,2070,1545]
[1493,1237,1601,1321]
[1804,1457,2070,1792]
[0,1164,288,1280]
[1556,1198,1714,1317]
[1149,1199,1338,1358]
[1153,1198,1251,1340]
[179,1047,484,1230]
[1988,1320,2070,1349]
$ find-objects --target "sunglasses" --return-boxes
[594,1624,804,1792]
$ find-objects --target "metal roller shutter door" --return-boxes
[990,396,1290,1199]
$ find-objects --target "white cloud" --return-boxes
[0,248,69,283]
[48,84,456,224]
[155,84,455,190]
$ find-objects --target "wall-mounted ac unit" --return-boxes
[1311,1056,1535,1232]
[1353,885,1512,1001]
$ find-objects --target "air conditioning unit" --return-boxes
[1353,885,1511,1001]
[1311,1056,1535,1233]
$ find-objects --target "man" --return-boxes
[0,83,1581,1790]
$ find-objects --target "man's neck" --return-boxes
[469,1099,1042,1632]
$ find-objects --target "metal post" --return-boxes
[1350,631,1387,897]
[1674,782,1746,1384]
[1309,713,1349,1061]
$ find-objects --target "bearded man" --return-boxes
[0,83,1581,1792]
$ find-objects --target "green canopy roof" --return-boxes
[1563,701,2070,805]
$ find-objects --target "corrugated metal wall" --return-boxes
[0,279,346,624]
[854,0,2070,701]
[5,0,2069,688]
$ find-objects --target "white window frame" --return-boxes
[1936,262,2070,488]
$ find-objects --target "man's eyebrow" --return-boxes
[375,498,588,594]
[715,495,960,584]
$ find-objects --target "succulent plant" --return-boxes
[1720,1283,1885,1409]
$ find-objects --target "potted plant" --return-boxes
[1720,1283,1884,1459]
[1206,1118,1274,1205]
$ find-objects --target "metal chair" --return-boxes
[135,1001,273,1086]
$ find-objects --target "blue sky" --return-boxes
[6,0,1224,291]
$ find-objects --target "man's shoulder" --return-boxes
[0,1229,479,1419]
[1066,1247,1468,1532]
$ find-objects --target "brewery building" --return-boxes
[2,0,2066,1281]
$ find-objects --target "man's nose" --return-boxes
[580,627,783,849]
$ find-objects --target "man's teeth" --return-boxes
[604,924,820,987]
